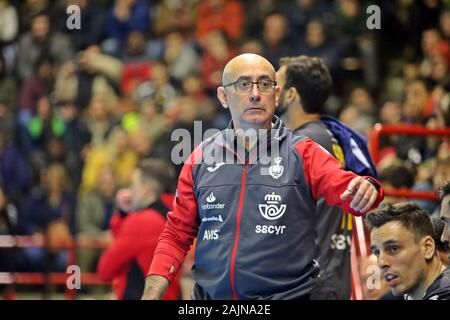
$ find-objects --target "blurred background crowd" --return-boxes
[0,0,449,299]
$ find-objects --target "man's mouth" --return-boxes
[246,107,265,112]
[384,273,399,286]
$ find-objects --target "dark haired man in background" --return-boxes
[275,55,377,299]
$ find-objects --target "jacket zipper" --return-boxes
[229,163,249,300]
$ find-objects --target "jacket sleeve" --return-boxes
[295,138,384,216]
[147,148,201,283]
[97,225,140,281]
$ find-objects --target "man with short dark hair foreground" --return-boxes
[367,202,450,300]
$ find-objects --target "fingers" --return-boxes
[360,189,378,213]
[349,180,370,210]
[351,182,379,212]
[340,177,359,201]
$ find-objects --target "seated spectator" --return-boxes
[121,31,150,63]
[19,96,66,163]
[379,100,402,125]
[0,0,18,73]
[334,0,380,90]
[196,0,243,43]
[127,128,153,161]
[77,166,118,273]
[16,12,73,81]
[402,78,434,124]
[103,0,151,57]
[339,104,376,139]
[53,46,121,111]
[18,0,59,34]
[433,157,450,194]
[0,185,18,237]
[420,28,450,82]
[377,162,416,204]
[243,0,289,39]
[261,13,292,69]
[200,30,239,94]
[18,163,76,272]
[395,79,434,163]
[0,128,30,204]
[59,101,92,189]
[149,62,177,112]
[18,57,56,123]
[0,52,16,113]
[180,74,218,126]
[97,158,181,300]
[285,0,332,43]
[58,0,106,51]
[152,0,198,37]
[85,95,117,148]
[162,32,200,85]
[296,20,342,74]
[366,202,450,300]
[106,127,138,187]
[133,82,171,142]
[240,38,264,56]
[440,9,450,42]
[0,0,18,44]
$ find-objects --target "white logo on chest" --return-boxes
[259,192,286,220]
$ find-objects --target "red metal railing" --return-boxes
[369,123,450,201]
[0,235,109,300]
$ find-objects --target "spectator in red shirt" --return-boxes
[196,0,243,43]
[97,158,181,300]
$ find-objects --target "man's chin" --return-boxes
[390,286,405,297]
[242,115,272,126]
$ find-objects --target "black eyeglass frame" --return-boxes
[222,79,277,93]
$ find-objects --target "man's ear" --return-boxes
[289,87,300,104]
[217,87,229,109]
[274,85,281,107]
[422,235,436,260]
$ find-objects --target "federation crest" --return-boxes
[268,157,284,179]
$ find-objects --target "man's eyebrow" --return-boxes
[371,239,399,252]
[235,75,273,81]
[381,240,399,247]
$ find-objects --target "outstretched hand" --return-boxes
[340,177,378,213]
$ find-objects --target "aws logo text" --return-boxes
[203,229,220,240]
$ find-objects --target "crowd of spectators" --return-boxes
[0,0,449,298]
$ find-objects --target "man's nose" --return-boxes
[249,83,261,102]
[377,251,389,270]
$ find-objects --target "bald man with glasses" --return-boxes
[141,54,384,300]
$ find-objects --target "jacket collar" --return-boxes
[223,115,288,144]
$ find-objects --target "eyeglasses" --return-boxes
[223,79,277,93]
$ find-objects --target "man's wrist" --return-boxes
[141,275,169,300]
[365,177,380,192]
